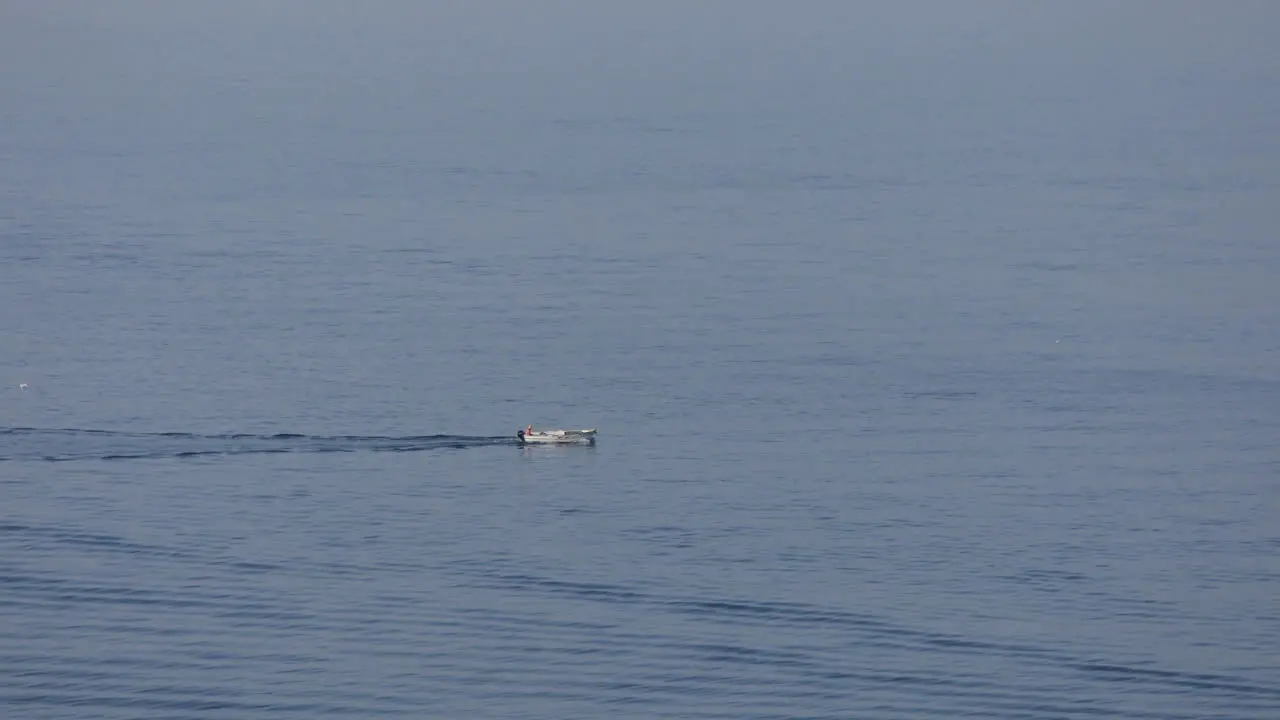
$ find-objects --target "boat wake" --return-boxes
[0,427,518,462]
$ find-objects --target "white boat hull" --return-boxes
[517,428,597,445]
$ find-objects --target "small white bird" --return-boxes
[18,383,27,390]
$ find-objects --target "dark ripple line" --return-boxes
[0,572,314,622]
[0,523,289,578]
[1,663,431,713]
[0,691,400,716]
[0,425,518,462]
[459,629,1226,720]
[461,569,1280,703]
[0,522,393,583]
[0,523,169,554]
[0,650,309,677]
[433,638,1268,720]
[578,665,1209,720]
[1077,662,1280,697]
[3,426,509,441]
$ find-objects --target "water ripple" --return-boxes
[0,427,517,462]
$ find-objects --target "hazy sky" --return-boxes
[4,1,1277,86]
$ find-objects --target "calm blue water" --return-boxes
[3,3,1279,718]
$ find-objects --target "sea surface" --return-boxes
[2,3,1279,718]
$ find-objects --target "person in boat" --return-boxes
[526,424,533,436]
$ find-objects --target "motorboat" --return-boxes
[517,425,597,445]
